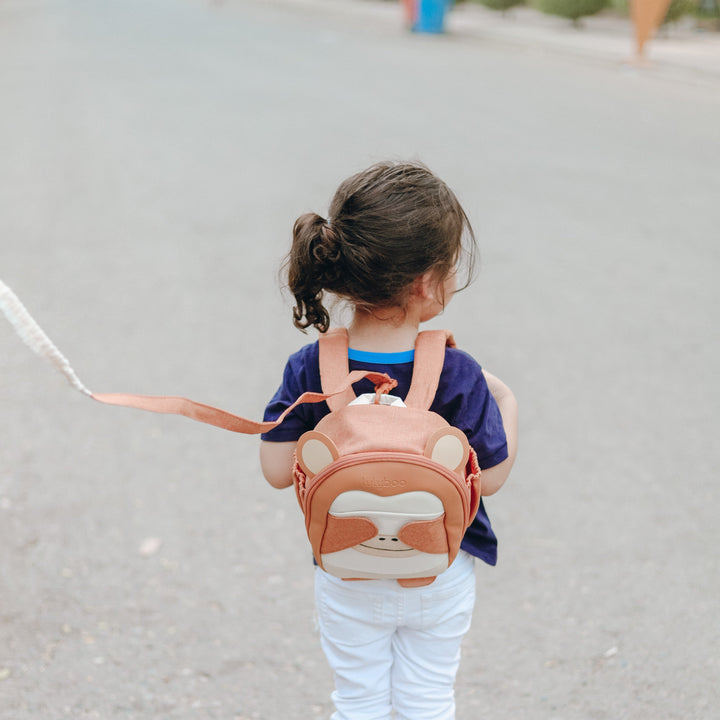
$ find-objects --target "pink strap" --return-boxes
[92,369,396,435]
[403,330,455,410]
[319,328,355,412]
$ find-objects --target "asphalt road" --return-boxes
[1,0,718,718]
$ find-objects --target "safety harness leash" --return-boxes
[0,278,395,434]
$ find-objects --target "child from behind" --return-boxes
[260,161,518,720]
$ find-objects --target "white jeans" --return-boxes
[314,550,476,720]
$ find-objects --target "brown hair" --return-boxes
[286,161,478,333]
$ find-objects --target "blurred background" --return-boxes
[1,0,718,718]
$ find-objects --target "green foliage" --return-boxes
[471,0,526,11]
[608,0,702,22]
[695,0,720,30]
[533,0,608,21]
[663,0,698,22]
[608,0,629,12]
[696,0,719,16]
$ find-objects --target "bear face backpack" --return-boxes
[1,280,480,586]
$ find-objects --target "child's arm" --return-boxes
[479,370,518,496]
[260,440,296,489]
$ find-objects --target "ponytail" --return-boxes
[287,213,343,333]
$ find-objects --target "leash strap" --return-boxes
[1,279,396,435]
[92,368,396,435]
[1,279,92,396]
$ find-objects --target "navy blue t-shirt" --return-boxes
[262,341,508,566]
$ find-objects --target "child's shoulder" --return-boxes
[437,344,494,403]
[443,344,484,377]
[285,338,320,368]
[281,340,322,391]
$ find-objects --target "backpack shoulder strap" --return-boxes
[318,327,356,412]
[403,330,456,410]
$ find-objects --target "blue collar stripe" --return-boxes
[348,348,415,364]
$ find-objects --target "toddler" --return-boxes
[260,161,518,720]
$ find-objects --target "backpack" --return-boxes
[292,328,481,587]
[1,280,480,587]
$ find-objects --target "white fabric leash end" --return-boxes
[0,279,93,397]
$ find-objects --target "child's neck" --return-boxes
[347,308,422,353]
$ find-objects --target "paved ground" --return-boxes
[0,0,718,718]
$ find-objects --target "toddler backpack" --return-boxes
[1,279,481,587]
[293,328,481,587]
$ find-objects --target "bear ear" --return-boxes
[296,431,340,477]
[424,428,470,473]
